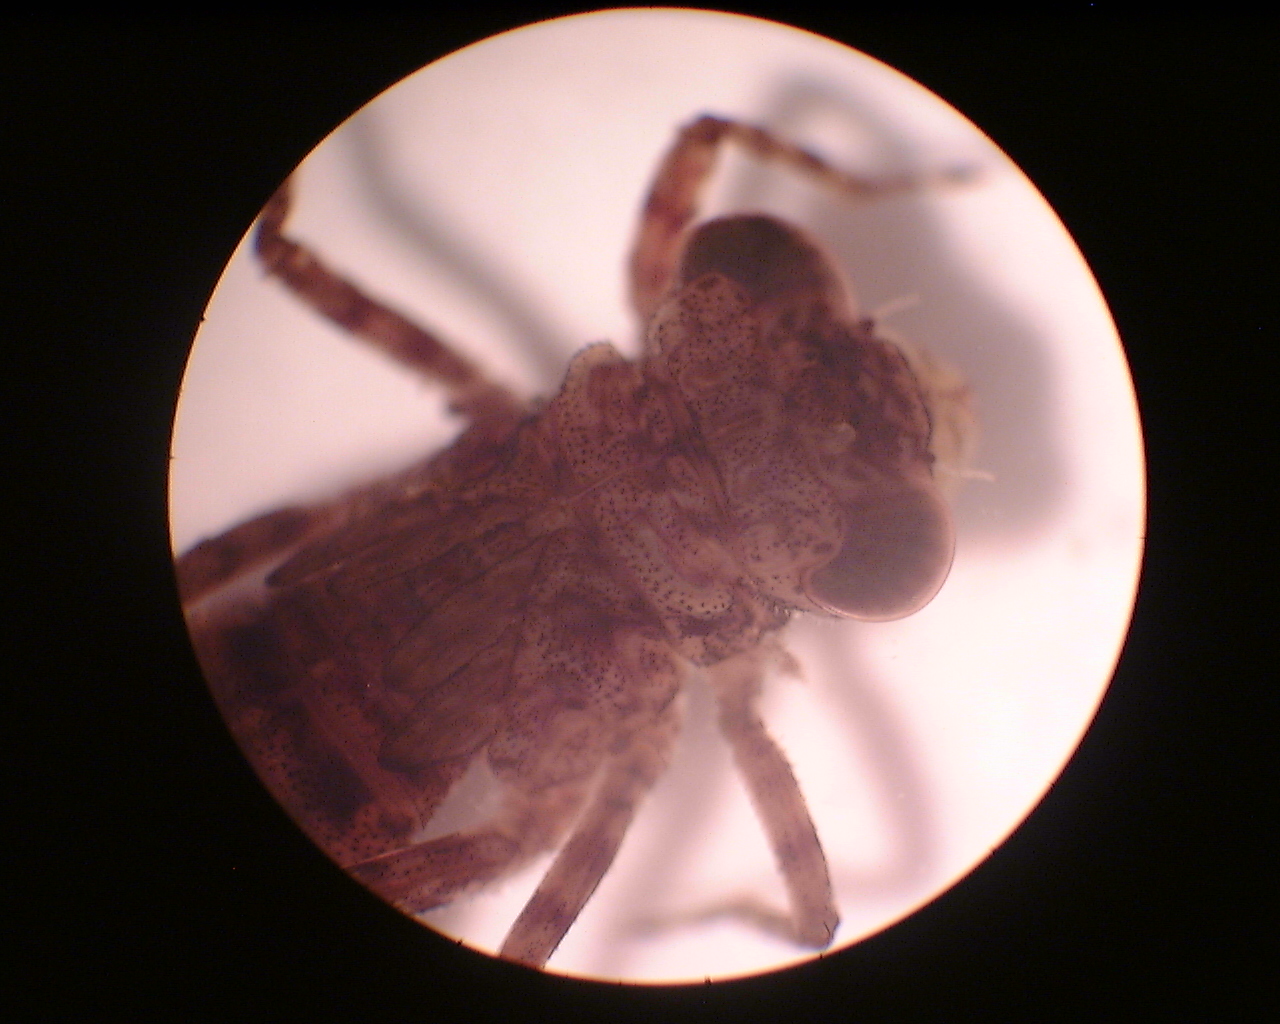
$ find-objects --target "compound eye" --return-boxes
[807,484,955,621]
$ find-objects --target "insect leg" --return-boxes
[498,702,681,967]
[706,649,839,948]
[175,505,337,604]
[255,177,525,431]
[349,777,593,916]
[630,114,972,325]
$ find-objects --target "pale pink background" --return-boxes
[171,9,1144,984]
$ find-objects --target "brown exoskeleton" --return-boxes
[177,116,970,969]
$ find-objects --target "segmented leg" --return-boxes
[706,649,838,948]
[255,177,525,434]
[499,702,682,966]
[176,505,337,604]
[630,114,973,325]
[349,778,594,914]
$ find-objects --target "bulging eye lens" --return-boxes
[808,485,955,621]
